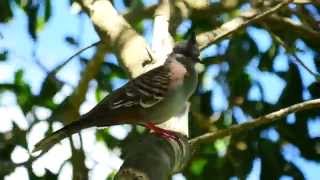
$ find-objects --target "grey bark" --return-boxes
[115,133,190,180]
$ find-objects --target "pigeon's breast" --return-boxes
[168,60,187,90]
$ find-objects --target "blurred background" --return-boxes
[0,0,320,179]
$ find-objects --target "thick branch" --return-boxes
[115,133,190,180]
[189,98,320,148]
[82,0,153,78]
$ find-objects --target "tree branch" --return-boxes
[115,134,190,180]
[262,15,320,51]
[196,0,293,50]
[189,98,320,148]
[265,26,320,80]
[82,0,153,78]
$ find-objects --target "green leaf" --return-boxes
[13,69,34,113]
[39,74,63,101]
[95,87,107,102]
[0,0,13,22]
[0,50,8,61]
[44,0,51,22]
[11,123,28,148]
[14,69,24,85]
[96,129,120,149]
[26,2,39,40]
[190,158,208,176]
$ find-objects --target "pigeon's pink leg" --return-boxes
[145,123,179,141]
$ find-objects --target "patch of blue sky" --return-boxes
[247,84,262,101]
[0,91,16,106]
[280,175,294,180]
[106,53,119,65]
[210,0,220,3]
[104,54,128,90]
[36,0,90,68]
[305,4,320,21]
[295,39,317,87]
[273,48,289,72]
[143,0,159,6]
[239,2,251,11]
[1,0,100,94]
[201,64,220,91]
[260,128,280,142]
[35,1,99,87]
[282,144,320,180]
[176,20,191,35]
[246,58,286,104]
[247,158,262,180]
[142,19,153,45]
[290,14,302,24]
[303,89,312,100]
[201,44,219,58]
[247,27,272,53]
[307,118,320,138]
[113,0,127,13]
[219,39,230,54]
[104,54,129,89]
[0,3,33,58]
[232,106,247,123]
[286,113,296,124]
[111,78,128,90]
[211,80,229,111]
[0,3,35,85]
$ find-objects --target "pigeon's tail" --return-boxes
[32,119,93,153]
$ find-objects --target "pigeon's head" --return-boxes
[173,32,200,61]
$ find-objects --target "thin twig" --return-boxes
[290,53,320,80]
[267,28,320,80]
[52,40,101,73]
[189,98,320,147]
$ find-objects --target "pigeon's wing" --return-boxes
[108,65,171,109]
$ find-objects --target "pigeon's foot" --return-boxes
[145,123,179,141]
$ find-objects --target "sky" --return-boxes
[0,0,319,180]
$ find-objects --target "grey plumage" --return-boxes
[33,34,200,153]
